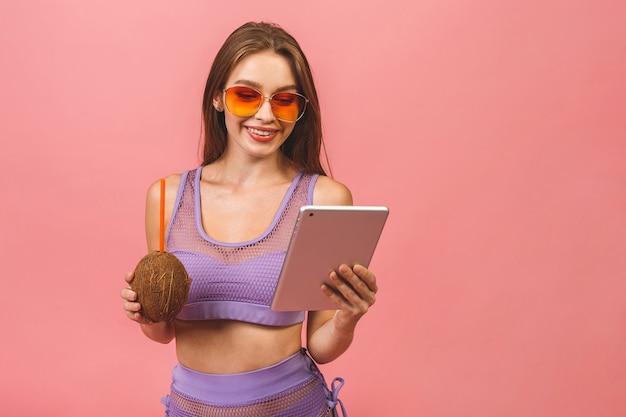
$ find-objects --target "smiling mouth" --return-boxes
[247,127,277,137]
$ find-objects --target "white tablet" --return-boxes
[270,205,389,312]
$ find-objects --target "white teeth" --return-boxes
[248,127,273,136]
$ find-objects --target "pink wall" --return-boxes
[1,1,625,415]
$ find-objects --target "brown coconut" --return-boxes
[131,251,191,323]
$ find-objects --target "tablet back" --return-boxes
[270,205,389,312]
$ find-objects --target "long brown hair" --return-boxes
[200,22,330,175]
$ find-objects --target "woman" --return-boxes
[121,21,378,416]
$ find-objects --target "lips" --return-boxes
[246,126,278,142]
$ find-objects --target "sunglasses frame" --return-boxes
[222,86,309,122]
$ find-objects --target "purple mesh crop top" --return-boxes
[166,167,318,326]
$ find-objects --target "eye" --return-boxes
[272,93,297,106]
[234,88,260,101]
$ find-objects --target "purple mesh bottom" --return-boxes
[161,349,346,417]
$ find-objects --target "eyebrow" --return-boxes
[231,79,299,93]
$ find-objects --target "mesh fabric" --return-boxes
[168,168,315,324]
[166,376,331,417]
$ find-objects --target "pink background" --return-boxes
[1,0,625,415]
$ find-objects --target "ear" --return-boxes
[213,91,224,112]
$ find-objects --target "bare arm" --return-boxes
[120,175,182,344]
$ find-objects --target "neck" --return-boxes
[205,151,296,187]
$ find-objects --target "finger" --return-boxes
[127,310,148,324]
[327,274,372,317]
[124,300,142,313]
[328,273,374,312]
[335,265,376,306]
[320,283,349,309]
[350,264,378,293]
[120,287,137,302]
[125,271,135,284]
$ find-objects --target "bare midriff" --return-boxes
[174,319,303,374]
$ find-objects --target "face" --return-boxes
[215,50,300,161]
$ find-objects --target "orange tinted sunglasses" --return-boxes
[223,86,309,122]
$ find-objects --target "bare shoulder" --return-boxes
[312,175,353,206]
[146,173,183,206]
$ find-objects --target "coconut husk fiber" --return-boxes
[131,251,191,323]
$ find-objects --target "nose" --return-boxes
[254,97,276,122]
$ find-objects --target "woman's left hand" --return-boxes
[321,263,378,332]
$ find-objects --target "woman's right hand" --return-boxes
[120,271,151,325]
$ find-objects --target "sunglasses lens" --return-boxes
[270,93,307,122]
[224,87,262,117]
[224,87,308,122]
